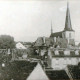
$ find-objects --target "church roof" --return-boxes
[50,31,63,38]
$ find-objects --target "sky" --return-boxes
[0,0,80,42]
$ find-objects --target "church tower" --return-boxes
[50,2,75,47]
[62,2,75,45]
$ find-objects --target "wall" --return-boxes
[64,31,75,45]
[64,31,75,39]
[51,57,79,70]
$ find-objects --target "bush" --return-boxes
[0,35,15,49]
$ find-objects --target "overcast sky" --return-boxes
[0,0,80,42]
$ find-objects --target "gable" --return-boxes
[27,63,49,80]
[16,42,26,49]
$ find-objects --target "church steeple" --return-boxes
[51,21,53,34]
[64,2,73,31]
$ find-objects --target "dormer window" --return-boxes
[64,50,70,55]
[55,50,59,55]
[75,50,79,55]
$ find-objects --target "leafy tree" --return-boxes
[0,35,15,49]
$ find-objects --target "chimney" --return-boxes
[54,37,56,42]
[43,36,46,44]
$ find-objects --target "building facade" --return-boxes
[47,48,80,70]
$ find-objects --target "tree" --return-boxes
[0,35,15,49]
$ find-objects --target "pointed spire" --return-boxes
[64,2,73,31]
[51,20,53,34]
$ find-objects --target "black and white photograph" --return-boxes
[0,0,80,80]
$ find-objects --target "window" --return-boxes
[75,50,79,55]
[64,50,70,55]
[63,58,67,65]
[55,59,59,65]
[55,50,59,55]
[56,58,59,60]
[69,33,71,38]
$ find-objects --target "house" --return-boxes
[16,42,26,49]
[47,48,80,70]
[34,37,53,47]
[34,37,53,56]
[22,42,32,49]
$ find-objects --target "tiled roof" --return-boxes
[67,65,80,79]
[50,31,63,38]
[34,37,44,47]
[46,70,70,80]
[0,61,37,80]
